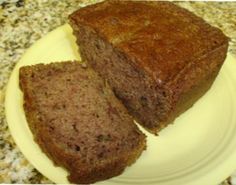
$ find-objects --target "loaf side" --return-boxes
[69,1,228,133]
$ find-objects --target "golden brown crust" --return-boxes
[70,1,229,83]
[69,1,229,134]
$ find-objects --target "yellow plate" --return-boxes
[5,24,236,185]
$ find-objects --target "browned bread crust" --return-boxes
[19,62,146,183]
[69,1,229,134]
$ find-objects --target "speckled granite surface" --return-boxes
[0,0,236,184]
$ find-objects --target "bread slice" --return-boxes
[69,1,229,134]
[19,62,146,184]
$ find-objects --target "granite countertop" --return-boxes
[0,0,236,184]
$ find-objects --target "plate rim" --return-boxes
[5,24,236,185]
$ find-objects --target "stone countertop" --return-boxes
[0,0,236,184]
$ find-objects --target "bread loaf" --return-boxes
[69,1,229,134]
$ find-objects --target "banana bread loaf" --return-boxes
[19,62,146,183]
[69,1,229,134]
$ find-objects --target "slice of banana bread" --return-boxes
[19,62,146,184]
[69,1,229,134]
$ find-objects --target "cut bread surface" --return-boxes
[19,61,146,184]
